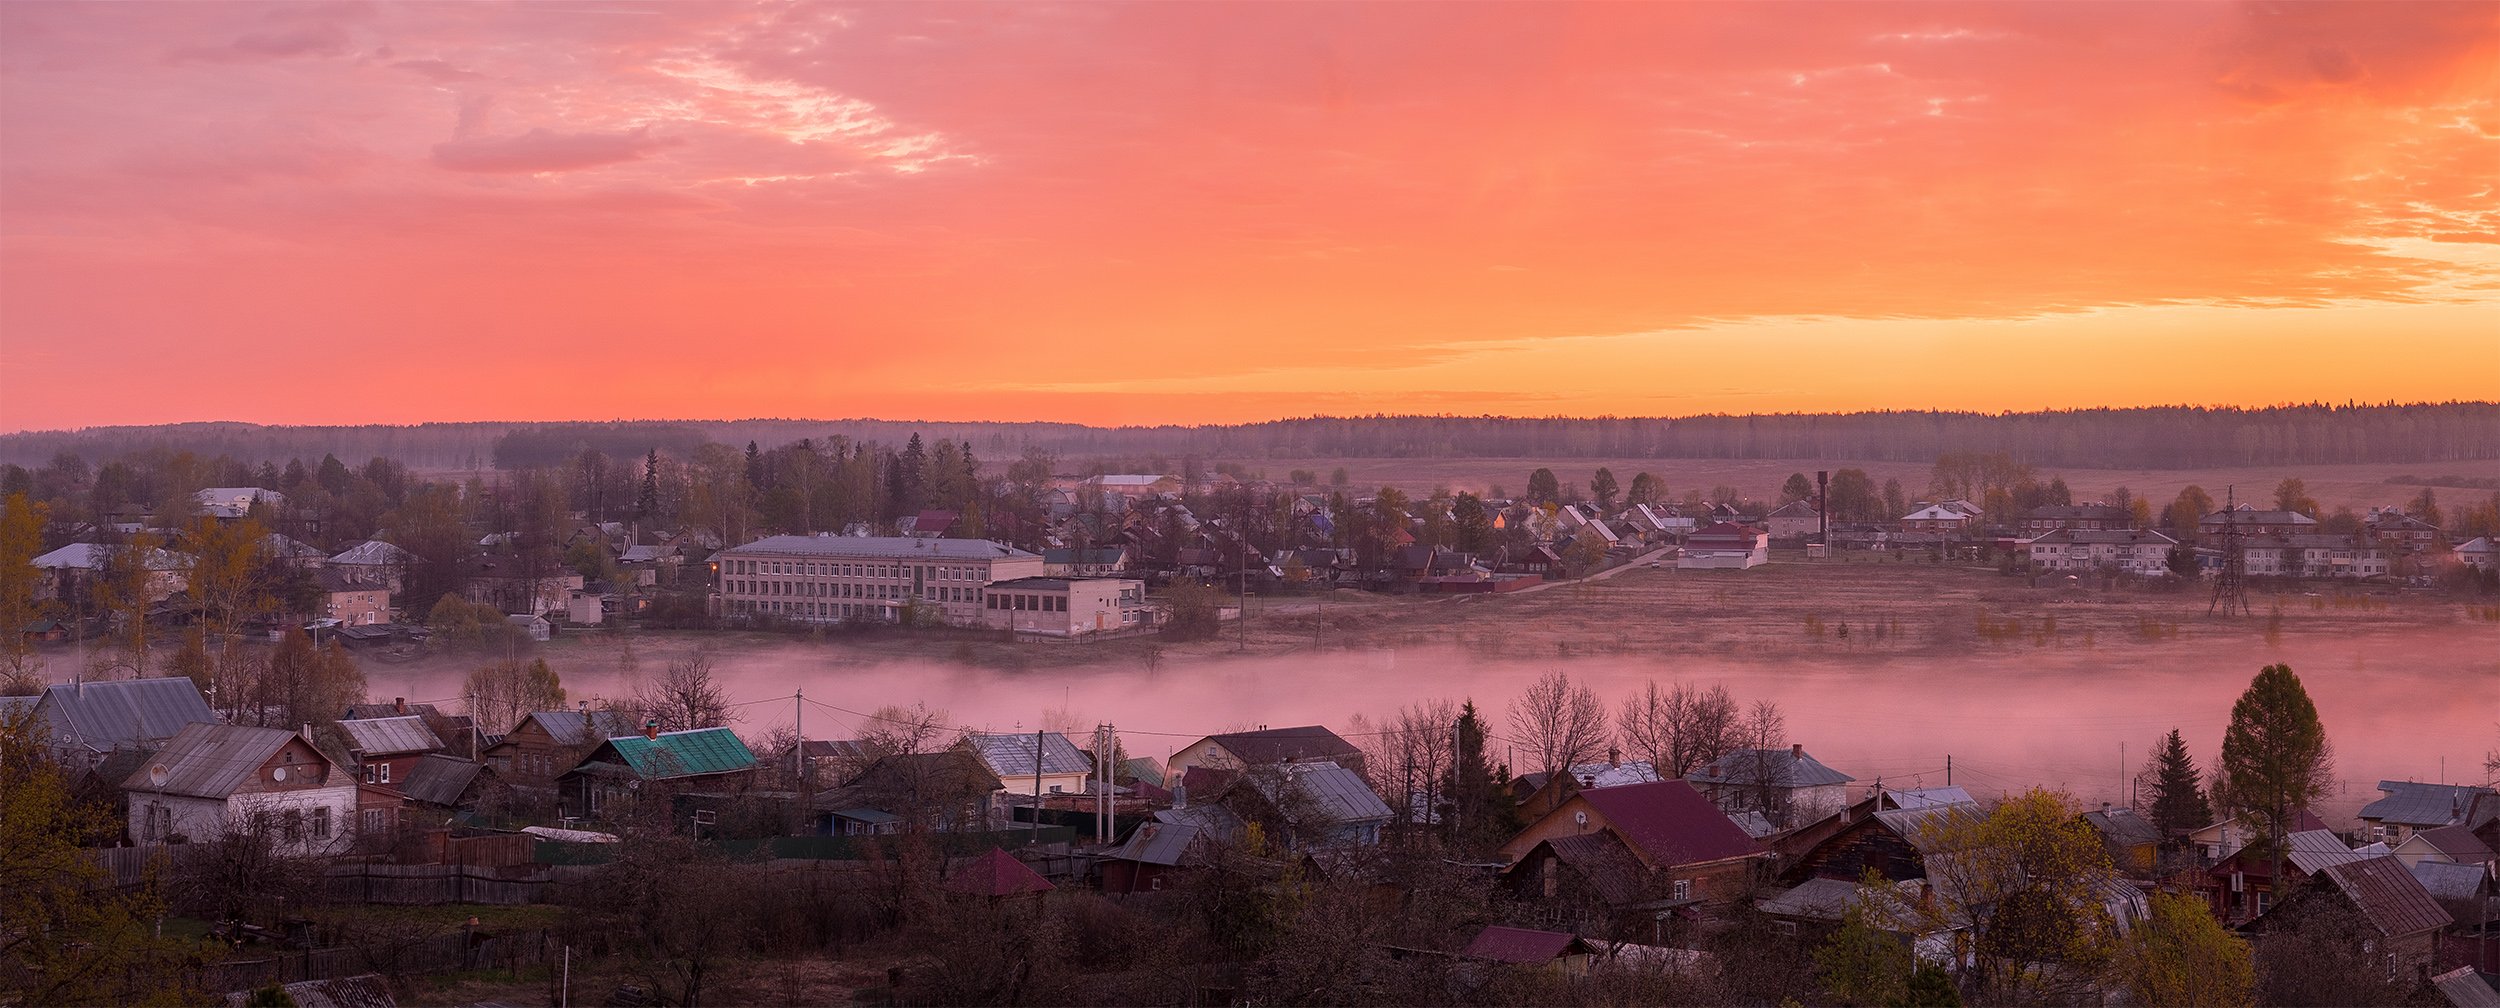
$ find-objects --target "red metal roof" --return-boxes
[1578,780,1764,868]
[1462,925,1586,964]
[945,847,1055,897]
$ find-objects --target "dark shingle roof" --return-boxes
[1206,725,1360,765]
[2409,824,2496,862]
[2315,856,2452,938]
[2361,781,2496,828]
[1578,780,1764,868]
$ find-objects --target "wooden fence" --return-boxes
[322,863,555,906]
[193,927,554,994]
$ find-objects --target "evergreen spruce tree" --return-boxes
[2148,728,2208,838]
[636,449,660,523]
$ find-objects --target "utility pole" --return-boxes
[467,690,478,762]
[795,687,808,831]
[1033,728,1044,844]
[1944,754,1952,787]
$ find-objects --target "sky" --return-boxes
[1,1,2495,431]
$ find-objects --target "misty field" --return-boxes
[1249,456,2491,514]
[361,559,2497,822]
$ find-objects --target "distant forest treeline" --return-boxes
[3,403,2494,471]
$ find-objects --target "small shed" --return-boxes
[947,847,1054,900]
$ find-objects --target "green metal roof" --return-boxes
[605,728,757,779]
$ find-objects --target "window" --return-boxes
[282,809,303,843]
[312,806,331,840]
[362,808,387,834]
[147,804,171,842]
[376,762,391,784]
[1672,879,1692,901]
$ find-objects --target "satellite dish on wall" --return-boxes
[271,767,288,782]
[149,765,169,787]
[1573,810,1589,828]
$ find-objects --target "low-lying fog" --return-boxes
[366,624,2497,821]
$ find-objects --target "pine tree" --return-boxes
[636,450,660,522]
[2148,728,2208,837]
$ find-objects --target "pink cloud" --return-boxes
[166,20,351,64]
[430,126,683,174]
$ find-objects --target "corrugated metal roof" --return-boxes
[30,543,188,571]
[522,710,640,747]
[603,728,756,780]
[1205,725,1361,765]
[126,722,328,799]
[1874,803,1986,854]
[1155,803,1245,842]
[1687,748,1855,788]
[2410,859,2486,903]
[338,716,443,756]
[1111,821,1202,866]
[1263,761,1392,824]
[35,677,215,754]
[337,715,445,755]
[2316,856,2451,938]
[1760,877,1866,921]
[329,540,416,566]
[718,535,1038,562]
[2409,824,2496,862]
[962,732,1092,779]
[2285,828,2375,874]
[1884,787,1976,810]
[2361,781,2495,828]
[392,754,480,806]
[2434,966,2500,1008]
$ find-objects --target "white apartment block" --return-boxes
[715,534,1046,625]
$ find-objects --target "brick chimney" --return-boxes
[1791,743,1804,760]
[393,697,407,715]
[643,719,660,741]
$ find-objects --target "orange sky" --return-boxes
[2,1,2495,431]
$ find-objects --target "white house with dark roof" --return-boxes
[2452,536,2497,572]
[714,534,1045,627]
[329,540,415,591]
[1764,500,1822,541]
[124,722,356,852]
[1685,744,1856,829]
[30,543,191,605]
[2360,780,2499,845]
[959,731,1094,798]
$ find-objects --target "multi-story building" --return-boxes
[980,576,1155,636]
[714,534,1046,625]
[2026,528,2179,575]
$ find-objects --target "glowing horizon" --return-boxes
[3,2,2495,432]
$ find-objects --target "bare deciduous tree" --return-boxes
[1356,699,1457,830]
[1730,699,1794,825]
[465,657,566,735]
[635,649,731,732]
[1509,671,1610,782]
[1617,680,1740,778]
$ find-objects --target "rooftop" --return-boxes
[1204,725,1361,765]
[2361,780,2497,828]
[962,731,1093,779]
[719,534,1039,562]
[126,722,327,800]
[1576,779,1764,868]
[594,727,757,780]
[1462,925,1588,965]
[32,677,215,754]
[337,715,443,756]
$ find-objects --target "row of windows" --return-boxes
[724,557,983,581]
[988,593,1068,612]
[732,600,892,620]
[729,580,995,605]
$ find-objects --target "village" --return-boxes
[3,443,2497,1007]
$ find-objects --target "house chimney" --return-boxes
[394,697,407,715]
[1172,779,1188,810]
[644,719,660,741]
[301,722,314,744]
[1608,746,1620,768]
[1791,743,1804,760]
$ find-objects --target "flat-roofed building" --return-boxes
[714,534,1046,626]
[980,576,1155,636]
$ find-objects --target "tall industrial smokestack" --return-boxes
[1816,471,1830,545]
